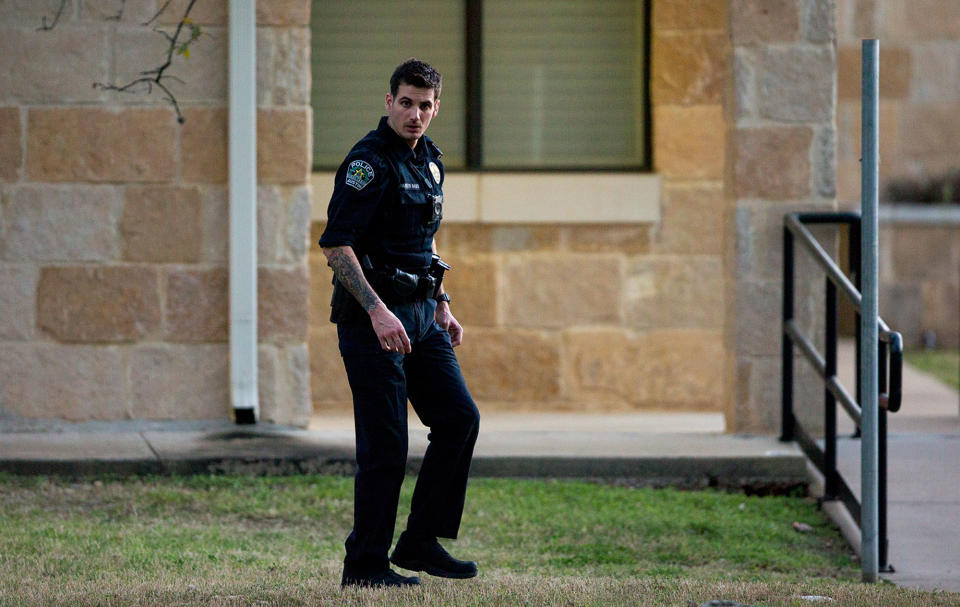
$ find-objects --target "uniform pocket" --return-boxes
[396,189,433,232]
[337,321,383,357]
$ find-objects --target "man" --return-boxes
[318,59,481,589]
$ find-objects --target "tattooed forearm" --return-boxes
[323,246,382,313]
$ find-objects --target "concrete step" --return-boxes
[0,413,805,490]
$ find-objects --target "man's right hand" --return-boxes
[370,303,412,353]
[322,245,410,353]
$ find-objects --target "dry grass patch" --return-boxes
[2,574,958,606]
[0,474,956,606]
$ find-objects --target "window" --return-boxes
[310,0,649,170]
[310,1,466,167]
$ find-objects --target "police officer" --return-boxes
[318,59,480,589]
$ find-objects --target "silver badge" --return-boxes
[429,162,441,184]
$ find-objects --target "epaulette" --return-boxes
[425,137,443,158]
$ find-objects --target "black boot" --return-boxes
[390,532,478,579]
[341,567,421,588]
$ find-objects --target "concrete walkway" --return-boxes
[0,411,805,487]
[0,342,956,591]
[832,340,960,591]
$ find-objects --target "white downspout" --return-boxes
[229,0,258,424]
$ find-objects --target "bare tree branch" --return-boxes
[155,27,176,43]
[105,0,129,22]
[38,0,68,31]
[93,0,201,124]
[144,0,175,26]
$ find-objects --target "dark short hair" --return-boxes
[390,58,442,99]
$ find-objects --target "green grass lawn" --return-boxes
[0,473,956,606]
[905,349,960,391]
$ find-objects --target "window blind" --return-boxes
[311,0,466,168]
[482,0,645,168]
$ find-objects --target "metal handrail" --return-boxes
[783,213,903,413]
[781,211,903,573]
[784,320,862,424]
[785,215,899,337]
[785,214,862,310]
[885,332,903,413]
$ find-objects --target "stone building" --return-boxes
[0,1,952,432]
[835,0,960,349]
[309,0,839,434]
[0,1,313,425]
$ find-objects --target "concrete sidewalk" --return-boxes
[0,411,805,488]
[831,341,960,591]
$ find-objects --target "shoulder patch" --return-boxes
[345,159,375,191]
[429,162,441,184]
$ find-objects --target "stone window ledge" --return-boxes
[311,172,661,224]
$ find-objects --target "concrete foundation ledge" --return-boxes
[806,461,862,557]
[0,425,807,494]
[0,418,807,492]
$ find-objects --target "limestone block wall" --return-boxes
[310,221,725,414]
[878,218,960,349]
[309,1,731,417]
[308,0,840,433]
[0,1,313,425]
[725,0,838,433]
[834,0,960,350]
[836,0,960,203]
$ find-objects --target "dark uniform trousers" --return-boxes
[338,297,480,574]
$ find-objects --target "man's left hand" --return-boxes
[435,301,463,347]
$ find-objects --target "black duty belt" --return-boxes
[362,255,450,304]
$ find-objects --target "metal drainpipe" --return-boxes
[229,0,258,424]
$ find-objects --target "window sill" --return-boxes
[310,172,661,224]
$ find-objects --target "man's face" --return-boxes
[385,83,439,148]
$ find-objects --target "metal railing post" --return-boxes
[850,218,862,436]
[860,38,881,583]
[782,226,796,442]
[783,211,903,582]
[825,278,839,499]
[878,342,891,572]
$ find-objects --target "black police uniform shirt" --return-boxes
[318,116,444,323]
